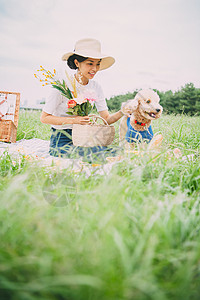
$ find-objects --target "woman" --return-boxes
[40,38,123,160]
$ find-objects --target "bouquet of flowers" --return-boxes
[34,66,95,116]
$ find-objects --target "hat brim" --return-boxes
[62,51,115,70]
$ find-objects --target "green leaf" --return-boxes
[66,87,73,99]
[52,86,71,99]
[52,83,73,99]
[74,106,79,115]
[66,112,74,115]
[52,85,66,93]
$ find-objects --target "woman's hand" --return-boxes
[99,110,124,125]
[73,116,90,125]
[40,111,91,125]
[120,101,133,117]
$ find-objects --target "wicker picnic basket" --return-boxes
[72,114,115,147]
[0,91,20,143]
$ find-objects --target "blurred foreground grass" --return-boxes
[0,111,200,300]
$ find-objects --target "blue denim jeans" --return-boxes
[49,128,117,162]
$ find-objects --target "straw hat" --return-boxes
[62,38,115,70]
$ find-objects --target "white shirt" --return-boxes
[43,75,108,129]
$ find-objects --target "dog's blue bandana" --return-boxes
[125,117,153,143]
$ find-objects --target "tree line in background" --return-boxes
[106,83,200,116]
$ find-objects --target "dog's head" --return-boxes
[134,89,163,120]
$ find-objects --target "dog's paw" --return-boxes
[148,134,163,150]
[106,155,124,163]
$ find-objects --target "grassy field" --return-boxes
[0,110,200,300]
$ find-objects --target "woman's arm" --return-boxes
[99,110,123,125]
[40,111,90,125]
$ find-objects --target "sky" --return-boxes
[0,0,200,106]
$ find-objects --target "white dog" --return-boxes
[119,89,163,149]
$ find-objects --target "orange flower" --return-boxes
[67,99,77,108]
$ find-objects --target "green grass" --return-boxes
[17,110,51,140]
[0,111,200,300]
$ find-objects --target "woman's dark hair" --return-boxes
[67,54,88,70]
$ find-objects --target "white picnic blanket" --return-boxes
[0,138,50,158]
[0,138,120,177]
